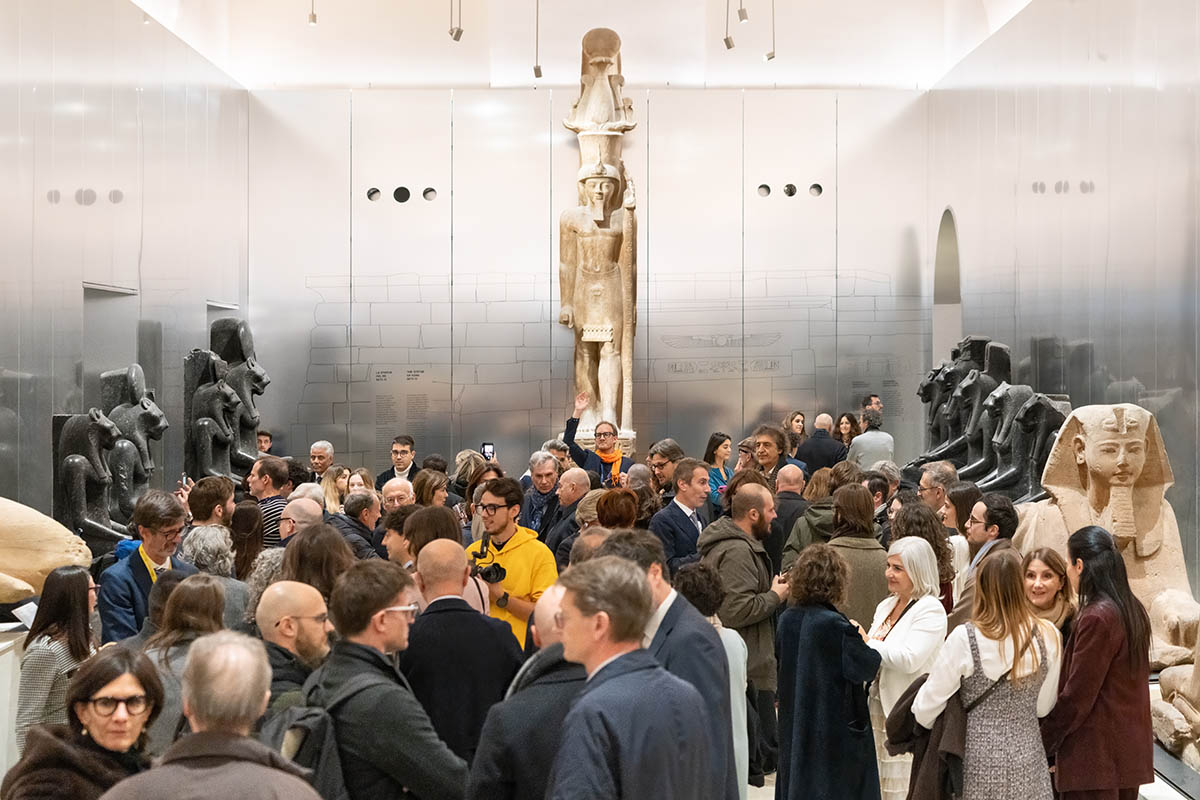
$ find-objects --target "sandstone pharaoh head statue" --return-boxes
[578,159,621,220]
[1042,403,1173,556]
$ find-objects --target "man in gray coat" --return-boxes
[99,631,321,800]
[847,408,894,469]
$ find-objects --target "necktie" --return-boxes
[690,511,702,534]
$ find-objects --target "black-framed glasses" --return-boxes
[595,431,617,439]
[274,612,328,627]
[88,695,150,716]
[478,503,509,515]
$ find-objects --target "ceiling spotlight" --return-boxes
[532,0,542,78]
[724,36,735,49]
[308,0,316,25]
[533,65,543,77]
[764,50,775,61]
[449,26,463,40]
[738,2,749,22]
[448,0,463,42]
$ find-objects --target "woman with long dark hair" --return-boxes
[2,646,164,799]
[281,524,356,601]
[142,574,225,755]
[942,480,982,600]
[1040,526,1152,800]
[835,413,861,449]
[14,566,97,752]
[229,500,264,581]
[703,431,733,516]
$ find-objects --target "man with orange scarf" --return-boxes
[563,392,634,489]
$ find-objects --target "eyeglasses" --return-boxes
[595,431,616,439]
[916,485,935,495]
[154,524,187,538]
[275,612,328,627]
[280,516,296,524]
[88,695,150,716]
[87,585,99,594]
[378,604,419,620]
[967,515,986,526]
[477,503,510,516]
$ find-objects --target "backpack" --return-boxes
[259,667,391,800]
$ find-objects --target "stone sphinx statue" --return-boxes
[101,364,169,525]
[906,337,989,472]
[53,407,126,554]
[210,318,270,479]
[1012,392,1071,503]
[956,342,1013,480]
[917,360,954,451]
[0,497,91,602]
[559,28,637,440]
[183,349,242,480]
[976,382,1035,497]
[1014,404,1199,666]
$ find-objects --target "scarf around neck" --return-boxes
[597,447,624,486]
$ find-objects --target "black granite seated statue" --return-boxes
[101,365,169,525]
[1013,392,1071,504]
[210,318,271,479]
[54,408,126,554]
[977,382,1036,498]
[184,349,242,480]
[958,342,1012,480]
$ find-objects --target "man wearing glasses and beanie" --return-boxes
[466,477,559,644]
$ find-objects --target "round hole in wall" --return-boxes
[423,187,437,201]
[367,187,381,201]
[394,186,411,203]
[783,183,797,197]
[1038,181,1046,193]
[1032,182,1039,193]
[809,183,823,197]
[757,184,771,197]
[1053,180,1063,194]
[75,188,96,206]
[47,189,60,204]
[108,189,124,204]
[1062,181,1070,193]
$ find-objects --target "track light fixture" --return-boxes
[764,0,776,61]
[724,0,735,48]
[308,0,316,25]
[532,0,542,77]
[448,0,463,41]
[738,1,749,23]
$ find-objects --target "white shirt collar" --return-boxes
[643,589,677,648]
[673,497,698,518]
[587,652,626,682]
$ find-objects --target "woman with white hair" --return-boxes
[178,525,251,631]
[858,536,948,800]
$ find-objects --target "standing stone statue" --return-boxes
[1014,404,1200,666]
[101,364,169,525]
[210,318,271,479]
[53,408,126,554]
[559,28,637,440]
[183,349,241,481]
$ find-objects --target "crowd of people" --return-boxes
[3,391,1154,800]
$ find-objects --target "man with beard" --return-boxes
[255,581,335,719]
[699,483,789,782]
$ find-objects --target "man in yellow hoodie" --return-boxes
[467,477,558,643]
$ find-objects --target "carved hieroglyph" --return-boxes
[1014,404,1200,666]
[0,497,91,603]
[559,28,637,439]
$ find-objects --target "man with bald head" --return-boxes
[795,411,849,472]
[399,540,524,761]
[255,580,334,718]
[279,498,323,546]
[769,464,809,575]
[544,467,592,557]
[469,583,587,800]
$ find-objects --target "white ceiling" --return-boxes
[132,0,1031,91]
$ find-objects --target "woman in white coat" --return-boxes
[858,536,948,800]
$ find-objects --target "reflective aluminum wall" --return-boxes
[0,0,248,513]
[929,0,1200,587]
[249,89,931,474]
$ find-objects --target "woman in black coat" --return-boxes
[2,646,163,800]
[776,542,883,800]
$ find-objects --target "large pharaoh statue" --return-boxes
[1015,404,1199,665]
[559,28,637,436]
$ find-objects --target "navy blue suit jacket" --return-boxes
[649,594,740,800]
[648,501,710,577]
[98,549,197,643]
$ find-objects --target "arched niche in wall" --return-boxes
[932,208,963,360]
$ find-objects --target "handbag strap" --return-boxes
[963,668,1011,713]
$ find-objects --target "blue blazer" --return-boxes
[649,594,740,800]
[563,417,633,487]
[648,501,710,577]
[98,549,197,643]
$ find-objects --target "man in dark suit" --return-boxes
[399,540,524,762]
[374,434,419,491]
[769,464,809,575]
[469,584,586,800]
[98,490,198,642]
[328,491,382,560]
[545,557,718,800]
[543,468,590,555]
[648,457,713,576]
[595,531,739,800]
[795,412,849,472]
